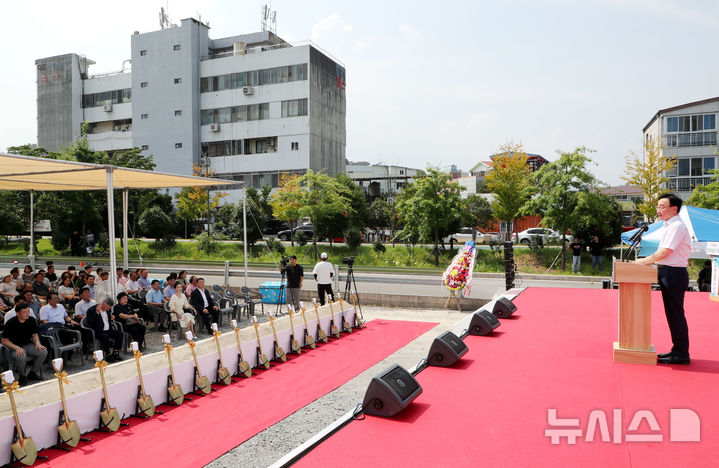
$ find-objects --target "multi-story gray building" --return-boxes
[643,97,718,199]
[36,18,346,197]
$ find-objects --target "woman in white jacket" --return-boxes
[168,283,197,337]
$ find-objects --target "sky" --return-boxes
[2,0,719,185]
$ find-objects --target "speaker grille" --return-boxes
[381,367,420,402]
[440,332,467,354]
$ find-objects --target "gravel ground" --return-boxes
[205,305,468,468]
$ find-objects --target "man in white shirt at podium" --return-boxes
[635,193,692,365]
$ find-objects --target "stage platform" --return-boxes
[297,287,719,467]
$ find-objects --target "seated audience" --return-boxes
[190,278,220,335]
[86,298,124,362]
[168,283,197,336]
[1,305,47,385]
[113,292,146,350]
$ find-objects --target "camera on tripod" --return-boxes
[280,256,289,268]
[342,256,355,267]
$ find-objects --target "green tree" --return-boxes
[567,192,624,249]
[214,185,272,246]
[484,142,533,239]
[269,173,303,246]
[524,147,602,270]
[0,209,24,246]
[175,163,227,234]
[395,169,465,266]
[138,206,172,242]
[622,136,676,221]
[687,171,719,209]
[368,197,397,242]
[463,194,494,241]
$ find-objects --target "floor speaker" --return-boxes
[468,309,500,336]
[492,297,517,318]
[363,364,423,417]
[427,331,468,367]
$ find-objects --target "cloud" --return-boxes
[467,110,497,132]
[311,13,353,45]
[398,23,420,41]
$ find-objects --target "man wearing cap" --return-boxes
[280,255,303,310]
[313,253,334,306]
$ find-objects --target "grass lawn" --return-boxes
[0,238,706,278]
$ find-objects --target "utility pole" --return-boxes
[200,153,212,235]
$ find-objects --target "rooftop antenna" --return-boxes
[261,3,277,34]
[159,7,171,30]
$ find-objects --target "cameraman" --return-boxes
[313,252,334,305]
[280,255,303,310]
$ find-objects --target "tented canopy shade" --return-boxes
[0,152,241,191]
[0,152,248,296]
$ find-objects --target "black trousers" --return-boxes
[96,329,124,355]
[657,265,690,358]
[199,309,220,333]
[124,322,147,348]
[317,283,333,306]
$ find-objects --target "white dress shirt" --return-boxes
[657,215,692,267]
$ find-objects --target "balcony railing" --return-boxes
[86,130,133,141]
[664,131,717,147]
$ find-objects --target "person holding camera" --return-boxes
[280,255,304,310]
[313,252,334,306]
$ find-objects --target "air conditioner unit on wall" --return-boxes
[242,86,254,95]
[210,123,220,132]
[103,104,113,112]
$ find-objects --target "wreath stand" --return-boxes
[444,290,462,312]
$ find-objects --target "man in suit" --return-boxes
[189,278,219,335]
[86,297,124,362]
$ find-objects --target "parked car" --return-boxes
[443,227,478,245]
[482,232,502,243]
[512,228,573,245]
[262,220,290,238]
[277,224,314,241]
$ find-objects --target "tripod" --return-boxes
[342,265,362,318]
[277,265,287,317]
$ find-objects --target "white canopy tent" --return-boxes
[0,152,248,299]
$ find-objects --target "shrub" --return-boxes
[373,239,386,254]
[345,230,362,251]
[265,237,286,255]
[294,230,309,246]
[139,206,172,242]
[528,235,544,251]
[157,233,177,249]
[195,232,220,254]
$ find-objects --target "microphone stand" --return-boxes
[622,226,647,262]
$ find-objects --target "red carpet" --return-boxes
[299,288,719,467]
[36,319,437,468]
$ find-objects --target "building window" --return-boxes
[175,110,182,116]
[175,143,183,149]
[399,170,404,175]
[82,88,132,108]
[174,78,182,84]
[281,98,308,117]
[140,50,147,56]
[200,63,308,93]
[140,82,148,88]
[665,113,717,147]
[202,140,243,157]
[141,113,148,119]
[291,142,299,150]
[173,44,181,51]
[141,145,149,150]
[200,103,270,125]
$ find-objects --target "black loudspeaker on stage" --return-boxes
[363,364,423,418]
[468,309,501,336]
[492,297,516,318]
[427,331,468,367]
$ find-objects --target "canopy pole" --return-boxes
[29,190,35,270]
[106,168,117,300]
[243,184,248,286]
[123,189,129,271]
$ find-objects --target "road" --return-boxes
[1,260,605,301]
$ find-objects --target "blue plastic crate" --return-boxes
[260,281,288,304]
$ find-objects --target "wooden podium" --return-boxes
[612,260,658,365]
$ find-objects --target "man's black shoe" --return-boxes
[27,372,43,382]
[657,352,673,359]
[18,376,28,386]
[106,354,118,363]
[158,326,168,332]
[658,355,690,365]
[112,353,124,361]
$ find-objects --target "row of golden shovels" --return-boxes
[3,296,363,465]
